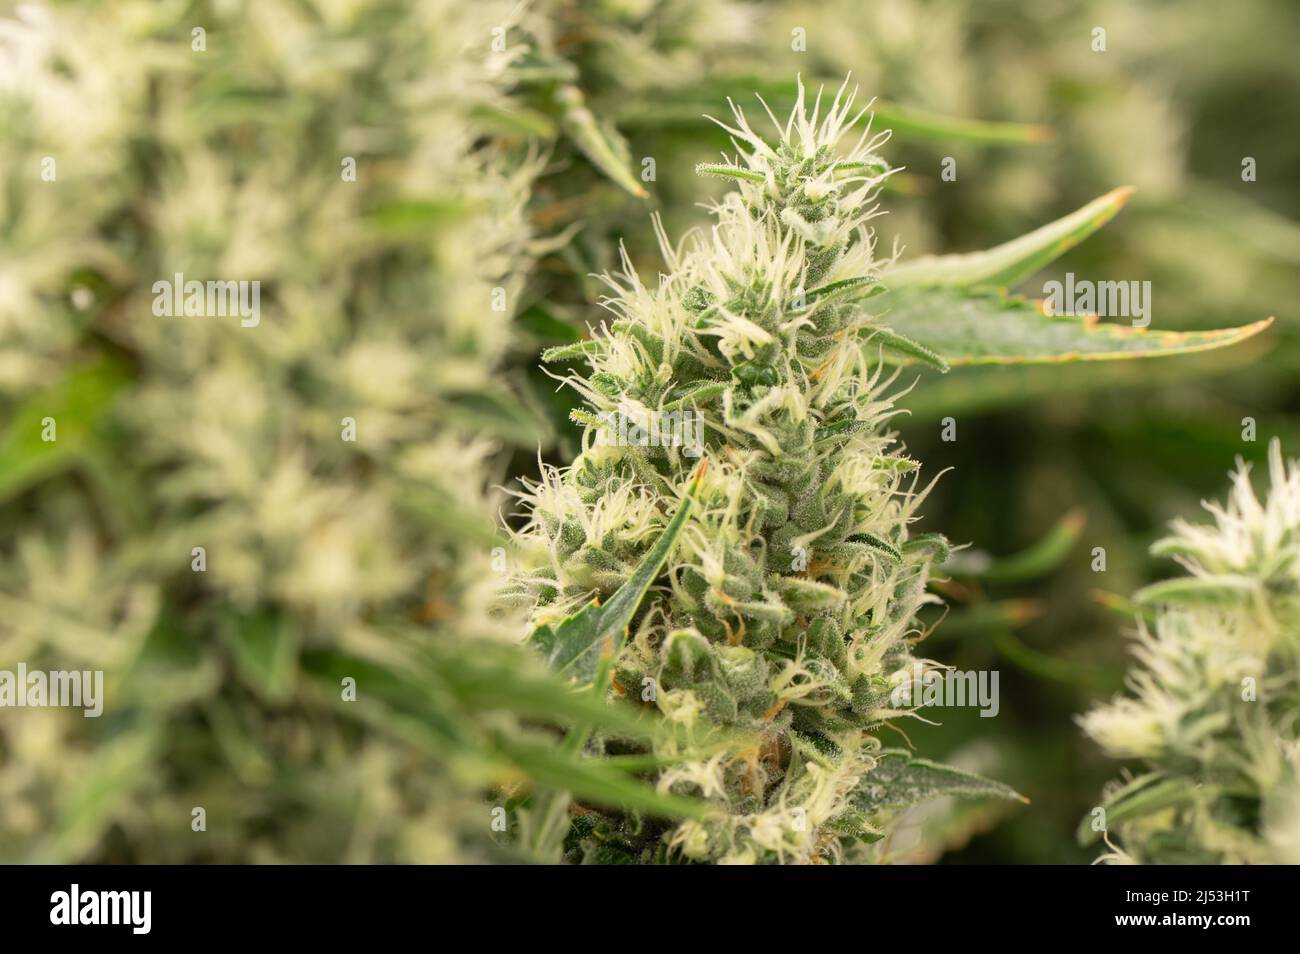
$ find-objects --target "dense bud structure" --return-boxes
[1082,439,1300,864]
[510,81,974,863]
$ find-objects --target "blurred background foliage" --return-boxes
[0,0,703,863]
[505,0,1300,862]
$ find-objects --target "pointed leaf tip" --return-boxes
[873,287,1273,367]
[882,187,1138,291]
[530,475,702,682]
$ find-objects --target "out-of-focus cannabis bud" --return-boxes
[1081,439,1300,864]
[509,79,1019,864]
[0,0,660,863]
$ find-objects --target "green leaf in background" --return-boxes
[927,600,1042,639]
[426,643,662,744]
[517,302,584,344]
[891,335,1271,420]
[853,750,1028,815]
[494,736,708,820]
[943,509,1085,583]
[556,85,648,199]
[617,77,1050,145]
[221,610,300,704]
[871,101,1052,145]
[992,627,1103,687]
[394,484,503,549]
[300,643,709,824]
[1090,589,1159,625]
[302,644,652,747]
[469,101,558,139]
[884,187,1135,290]
[439,387,552,446]
[366,197,472,236]
[871,184,1274,379]
[1077,774,1196,847]
[46,726,161,864]
[0,357,130,502]
[873,286,1273,366]
[1134,574,1261,606]
[531,467,704,683]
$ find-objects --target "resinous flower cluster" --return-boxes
[510,80,988,863]
[1082,440,1300,864]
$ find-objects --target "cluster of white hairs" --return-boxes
[508,79,1015,864]
[1082,439,1300,864]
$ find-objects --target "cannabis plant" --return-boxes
[1081,439,1300,864]
[0,0,688,863]
[508,80,1034,864]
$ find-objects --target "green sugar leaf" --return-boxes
[695,162,766,183]
[854,751,1028,816]
[531,469,704,683]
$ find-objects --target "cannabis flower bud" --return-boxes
[1082,439,1300,864]
[510,79,1015,864]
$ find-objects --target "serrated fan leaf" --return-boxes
[883,187,1134,290]
[893,338,1268,420]
[874,286,1272,365]
[531,468,704,682]
[854,751,1027,815]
